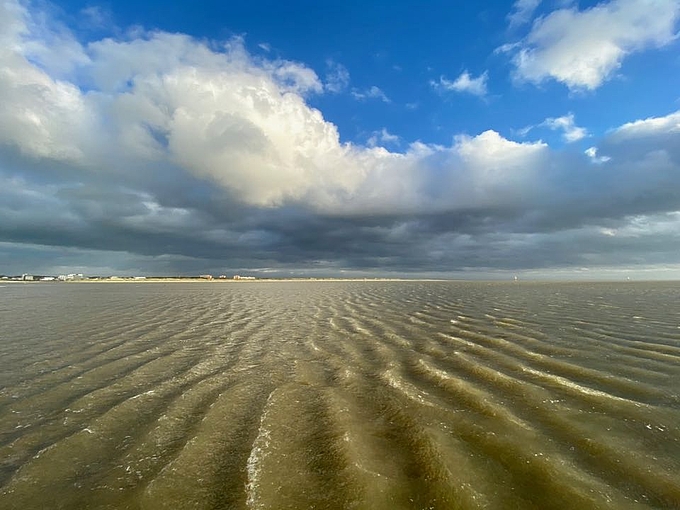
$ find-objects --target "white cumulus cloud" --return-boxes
[542,113,588,142]
[367,128,400,148]
[351,85,390,102]
[585,146,611,163]
[510,0,680,90]
[433,71,488,97]
[519,113,587,142]
[0,0,550,215]
[0,1,92,161]
[610,110,680,139]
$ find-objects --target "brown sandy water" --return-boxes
[0,281,679,509]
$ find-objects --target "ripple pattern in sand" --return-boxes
[1,281,679,509]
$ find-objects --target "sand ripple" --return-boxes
[1,281,679,509]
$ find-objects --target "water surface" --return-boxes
[1,281,679,509]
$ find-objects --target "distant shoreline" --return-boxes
[2,277,447,283]
[3,277,675,284]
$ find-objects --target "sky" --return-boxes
[1,0,680,279]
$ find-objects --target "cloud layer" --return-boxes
[1,0,680,277]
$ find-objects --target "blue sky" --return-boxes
[1,0,680,278]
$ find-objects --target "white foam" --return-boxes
[129,390,156,400]
[383,368,435,408]
[522,367,647,406]
[245,390,276,509]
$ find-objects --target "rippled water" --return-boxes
[1,281,679,509]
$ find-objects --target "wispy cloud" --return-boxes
[507,0,542,28]
[351,85,390,102]
[324,60,350,93]
[79,5,112,29]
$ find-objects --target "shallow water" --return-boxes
[0,281,679,509]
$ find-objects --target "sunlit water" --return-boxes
[0,281,679,509]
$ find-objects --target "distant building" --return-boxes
[199,274,214,280]
[21,274,34,281]
[58,273,84,281]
